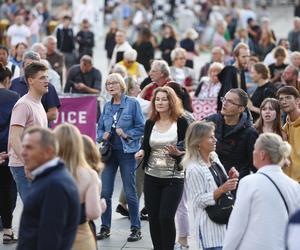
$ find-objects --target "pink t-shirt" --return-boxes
[8,94,48,167]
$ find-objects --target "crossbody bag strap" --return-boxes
[259,172,289,215]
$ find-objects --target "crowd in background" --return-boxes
[1,0,300,250]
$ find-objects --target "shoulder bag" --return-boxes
[205,162,235,224]
[99,106,123,163]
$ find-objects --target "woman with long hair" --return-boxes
[159,24,177,66]
[54,124,102,250]
[133,27,155,72]
[248,62,277,122]
[10,42,28,68]
[183,121,239,250]
[254,98,286,139]
[135,86,188,250]
[257,29,276,61]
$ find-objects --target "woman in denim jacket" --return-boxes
[96,73,145,242]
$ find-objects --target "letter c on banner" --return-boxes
[68,112,77,123]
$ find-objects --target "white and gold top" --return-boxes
[145,122,184,179]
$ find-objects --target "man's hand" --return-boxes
[0,152,9,164]
[74,83,87,91]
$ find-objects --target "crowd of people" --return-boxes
[1,0,300,250]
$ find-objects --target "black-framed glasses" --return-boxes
[221,97,243,107]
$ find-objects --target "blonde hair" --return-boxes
[257,133,291,166]
[182,121,215,167]
[82,135,103,173]
[208,62,224,74]
[54,123,89,179]
[106,73,127,93]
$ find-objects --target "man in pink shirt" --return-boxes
[8,62,49,202]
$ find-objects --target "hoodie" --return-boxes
[283,115,300,182]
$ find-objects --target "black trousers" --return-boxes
[144,174,184,250]
[0,160,17,228]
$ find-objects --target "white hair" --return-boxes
[124,49,137,61]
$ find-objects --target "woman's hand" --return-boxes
[135,150,145,160]
[116,128,128,139]
[103,132,110,141]
[221,178,238,193]
[164,144,184,157]
[228,167,239,179]
[100,198,107,214]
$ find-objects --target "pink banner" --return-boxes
[192,98,217,121]
[52,95,97,140]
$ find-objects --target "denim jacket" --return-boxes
[97,94,145,153]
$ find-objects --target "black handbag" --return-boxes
[99,140,113,163]
[205,162,235,225]
[99,105,123,163]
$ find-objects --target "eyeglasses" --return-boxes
[106,81,119,87]
[221,97,243,106]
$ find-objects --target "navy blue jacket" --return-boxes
[0,88,19,152]
[17,161,80,250]
[206,112,258,179]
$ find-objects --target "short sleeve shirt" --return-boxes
[8,94,48,166]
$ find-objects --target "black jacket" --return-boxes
[206,112,258,179]
[17,161,80,250]
[141,116,189,169]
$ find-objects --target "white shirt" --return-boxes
[185,152,227,249]
[7,24,31,46]
[30,157,60,180]
[6,61,20,80]
[223,165,300,250]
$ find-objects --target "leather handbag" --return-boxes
[99,140,113,163]
[99,106,123,163]
[205,162,235,224]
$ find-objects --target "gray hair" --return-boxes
[106,73,127,93]
[291,51,300,60]
[30,43,46,52]
[124,49,137,61]
[112,64,127,78]
[152,60,170,77]
[212,46,225,55]
[22,51,41,62]
[43,35,57,45]
[256,133,291,166]
[170,48,186,62]
[23,126,58,155]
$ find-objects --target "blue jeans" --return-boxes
[101,150,140,229]
[10,166,30,202]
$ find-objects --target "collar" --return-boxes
[111,94,126,109]
[257,164,282,174]
[30,157,60,180]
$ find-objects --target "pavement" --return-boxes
[0,4,295,250]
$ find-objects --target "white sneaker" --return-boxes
[174,242,189,250]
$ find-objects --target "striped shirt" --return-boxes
[185,152,227,248]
